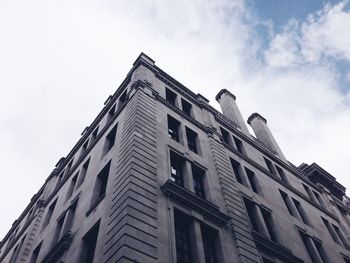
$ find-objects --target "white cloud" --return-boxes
[0,0,350,241]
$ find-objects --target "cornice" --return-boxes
[161,180,230,225]
[252,231,303,263]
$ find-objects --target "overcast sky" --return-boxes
[1,0,350,239]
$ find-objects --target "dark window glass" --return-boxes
[51,214,65,247]
[220,127,230,145]
[91,126,99,141]
[91,161,110,206]
[107,104,116,121]
[243,198,258,232]
[192,165,205,199]
[261,208,277,242]
[314,239,329,263]
[292,199,310,225]
[186,127,198,153]
[279,190,295,216]
[56,170,65,188]
[78,220,100,263]
[201,225,218,263]
[262,257,274,263]
[66,159,74,174]
[66,173,78,201]
[245,168,258,193]
[166,88,177,106]
[168,115,180,142]
[263,158,277,176]
[81,139,89,155]
[170,152,184,187]
[77,158,90,187]
[42,199,57,230]
[313,191,325,207]
[275,166,289,183]
[233,136,244,154]
[181,99,192,116]
[119,90,128,107]
[230,159,243,184]
[30,242,42,263]
[103,123,118,154]
[174,211,192,263]
[322,218,339,243]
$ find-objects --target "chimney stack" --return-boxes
[215,89,250,135]
[247,113,287,162]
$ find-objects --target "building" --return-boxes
[1,53,350,263]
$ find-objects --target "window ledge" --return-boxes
[252,231,303,263]
[86,194,105,217]
[41,231,73,263]
[161,180,230,225]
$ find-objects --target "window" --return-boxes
[243,197,280,242]
[78,220,100,263]
[322,218,350,249]
[322,218,340,244]
[230,159,244,184]
[170,152,184,186]
[333,225,350,249]
[292,198,310,225]
[61,201,78,236]
[77,158,90,187]
[313,191,325,207]
[30,242,42,263]
[220,127,231,145]
[91,126,99,142]
[166,88,177,106]
[303,184,315,200]
[261,208,278,242]
[233,136,244,154]
[65,159,74,175]
[91,161,111,207]
[181,99,192,116]
[275,165,289,183]
[118,90,128,108]
[279,190,296,216]
[66,173,78,201]
[263,157,277,176]
[192,165,205,199]
[201,225,218,263]
[168,115,180,142]
[55,170,65,188]
[107,104,116,121]
[50,214,65,247]
[80,139,89,155]
[103,123,118,154]
[9,244,19,263]
[186,127,198,153]
[300,231,330,263]
[245,168,259,194]
[174,211,192,263]
[42,199,57,230]
[243,198,259,232]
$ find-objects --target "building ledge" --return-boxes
[41,231,73,263]
[252,231,303,263]
[161,180,230,225]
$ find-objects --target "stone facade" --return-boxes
[1,53,350,263]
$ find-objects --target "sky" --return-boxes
[0,0,350,239]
